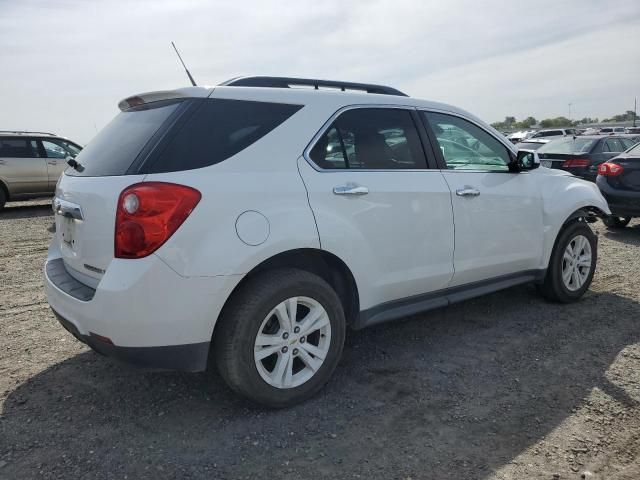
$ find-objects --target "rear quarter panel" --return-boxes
[147,97,342,278]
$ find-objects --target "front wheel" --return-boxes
[538,222,597,303]
[213,268,346,408]
[603,216,631,229]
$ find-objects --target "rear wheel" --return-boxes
[0,188,6,210]
[214,268,346,407]
[603,216,631,229]
[538,221,597,303]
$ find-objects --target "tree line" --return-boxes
[491,111,639,130]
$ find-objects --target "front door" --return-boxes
[421,111,543,287]
[298,107,455,310]
[40,139,71,189]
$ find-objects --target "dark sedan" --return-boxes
[596,142,640,228]
[537,135,638,181]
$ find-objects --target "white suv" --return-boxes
[45,76,610,407]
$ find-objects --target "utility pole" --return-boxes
[568,102,572,122]
[634,98,637,127]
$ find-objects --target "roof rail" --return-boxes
[0,130,56,136]
[219,76,408,97]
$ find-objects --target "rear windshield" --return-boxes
[142,99,302,174]
[68,99,183,176]
[627,142,640,155]
[515,141,546,150]
[538,137,596,154]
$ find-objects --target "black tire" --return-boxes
[213,268,346,408]
[0,188,6,210]
[538,221,597,303]
[603,216,631,229]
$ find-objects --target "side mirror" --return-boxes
[514,150,540,171]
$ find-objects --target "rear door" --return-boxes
[421,111,543,287]
[0,137,48,195]
[298,107,455,309]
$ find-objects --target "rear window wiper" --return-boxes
[67,157,84,172]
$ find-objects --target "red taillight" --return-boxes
[598,162,624,177]
[561,158,590,167]
[115,182,201,259]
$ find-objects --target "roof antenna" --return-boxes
[171,41,197,86]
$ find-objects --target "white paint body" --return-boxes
[44,85,610,355]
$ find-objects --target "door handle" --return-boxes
[333,183,369,196]
[47,161,57,165]
[456,186,480,197]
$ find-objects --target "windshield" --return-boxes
[538,137,596,154]
[68,99,183,176]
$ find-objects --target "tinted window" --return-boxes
[309,108,426,169]
[538,137,596,154]
[145,99,302,174]
[0,138,40,158]
[424,112,511,171]
[68,99,183,176]
[621,138,637,150]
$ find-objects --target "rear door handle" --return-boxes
[333,183,369,196]
[456,186,480,197]
[47,161,57,165]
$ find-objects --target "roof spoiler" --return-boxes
[117,87,211,111]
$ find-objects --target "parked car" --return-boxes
[0,131,82,209]
[596,141,640,228]
[44,76,610,407]
[537,135,637,181]
[507,130,536,144]
[599,127,626,135]
[530,128,578,140]
[515,138,552,151]
[626,127,640,134]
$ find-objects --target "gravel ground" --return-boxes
[1,200,639,480]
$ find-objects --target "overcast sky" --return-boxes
[2,0,640,143]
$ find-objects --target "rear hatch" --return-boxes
[53,91,206,285]
[54,87,303,285]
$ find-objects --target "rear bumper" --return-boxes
[52,308,210,371]
[44,239,243,372]
[596,177,640,217]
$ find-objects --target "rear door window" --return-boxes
[309,108,427,169]
[604,138,624,152]
[0,138,40,158]
[143,99,302,174]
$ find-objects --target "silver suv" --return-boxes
[0,131,82,209]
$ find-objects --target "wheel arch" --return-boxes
[211,248,360,342]
[0,178,9,201]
